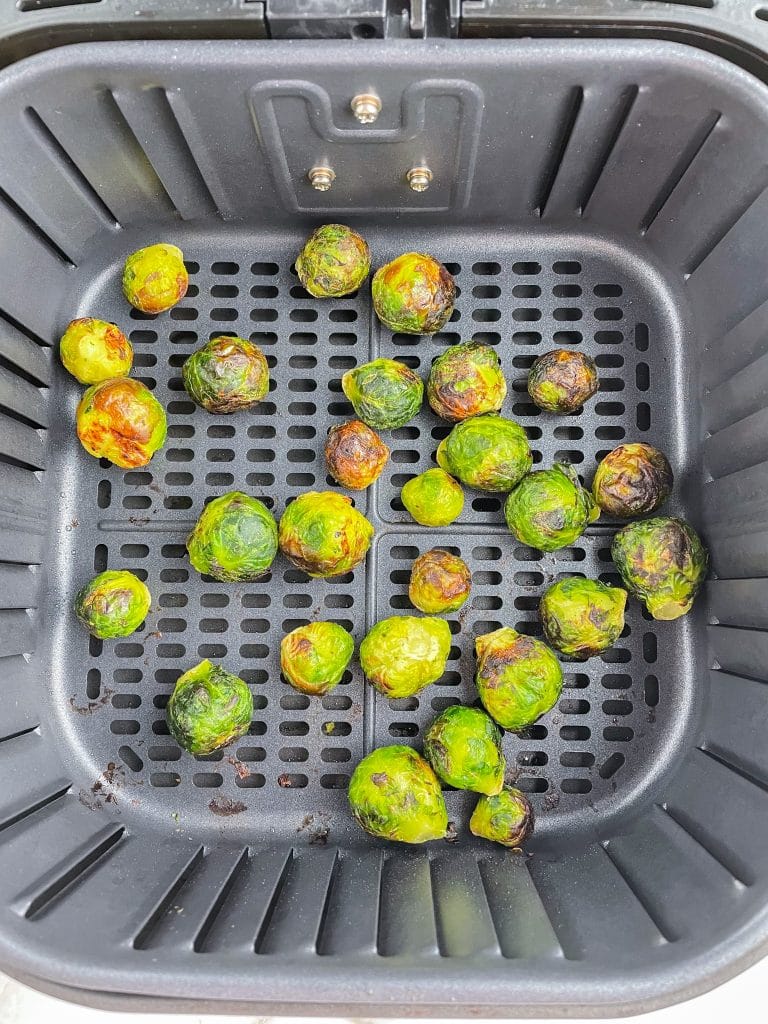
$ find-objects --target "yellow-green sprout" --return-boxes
[424,705,505,795]
[76,377,167,468]
[167,659,253,756]
[187,491,278,582]
[540,577,627,658]
[59,318,133,385]
[427,341,507,421]
[280,621,355,696]
[182,336,269,414]
[372,252,455,334]
[360,615,451,698]
[593,443,673,518]
[475,627,563,731]
[504,463,598,551]
[437,415,532,492]
[409,548,471,614]
[122,243,188,314]
[401,468,464,526]
[470,788,533,848]
[278,491,374,578]
[341,358,423,430]
[296,224,370,298]
[74,570,151,639]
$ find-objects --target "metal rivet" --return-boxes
[308,166,335,191]
[407,166,433,192]
[351,93,382,124]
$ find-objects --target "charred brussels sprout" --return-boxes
[187,491,278,582]
[122,243,188,314]
[593,444,674,518]
[611,516,708,620]
[360,616,451,698]
[427,342,507,422]
[528,349,598,414]
[76,377,167,468]
[60,318,132,385]
[424,705,505,795]
[437,415,532,492]
[475,627,563,731]
[167,659,252,756]
[540,577,627,658]
[74,570,151,639]
[348,745,448,843]
[504,463,598,551]
[409,548,471,614]
[341,358,423,430]
[182,336,269,414]
[280,621,355,696]
[372,252,455,335]
[325,420,389,490]
[401,468,464,526]
[470,788,533,848]
[278,491,373,578]
[296,224,370,298]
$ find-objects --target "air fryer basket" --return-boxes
[1,36,768,1016]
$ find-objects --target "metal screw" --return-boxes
[308,165,335,191]
[351,93,381,124]
[407,166,433,192]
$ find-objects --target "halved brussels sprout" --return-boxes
[280,621,355,696]
[504,463,598,551]
[436,415,532,492]
[296,224,370,298]
[341,358,423,430]
[74,569,151,639]
[182,336,269,414]
[325,419,389,490]
[470,787,533,847]
[427,341,507,422]
[593,443,673,518]
[409,548,471,614]
[122,243,188,314]
[400,468,464,526]
[360,615,451,698]
[278,491,374,578]
[475,627,563,731]
[424,705,505,795]
[187,491,278,582]
[167,659,253,756]
[527,349,598,413]
[60,318,132,385]
[372,252,455,334]
[76,377,167,468]
[540,577,627,658]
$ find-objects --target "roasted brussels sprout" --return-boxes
[167,659,252,756]
[360,615,451,698]
[424,705,505,795]
[296,224,370,298]
[527,349,598,414]
[187,491,278,582]
[540,577,627,658]
[427,341,507,422]
[182,336,269,414]
[278,491,374,578]
[593,443,674,518]
[611,516,708,620]
[74,569,151,639]
[475,627,563,731]
[436,415,532,492]
[325,420,389,490]
[400,468,464,526]
[504,463,598,551]
[348,745,448,843]
[372,252,455,335]
[76,377,167,468]
[409,548,471,614]
[280,621,355,696]
[341,358,423,430]
[122,243,188,314]
[470,788,533,848]
[59,318,132,385]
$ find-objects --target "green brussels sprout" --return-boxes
[409,548,471,614]
[167,659,252,756]
[504,463,599,551]
[401,468,464,526]
[427,341,507,422]
[59,318,133,385]
[424,705,505,795]
[436,415,532,492]
[348,745,448,843]
[470,788,533,848]
[296,224,370,298]
[76,377,167,468]
[278,491,374,578]
[74,569,151,639]
[187,491,278,582]
[611,516,708,620]
[341,358,423,430]
[122,243,188,314]
[372,252,456,335]
[325,419,389,490]
[280,621,355,696]
[475,627,563,731]
[182,336,269,414]
[540,577,627,658]
[360,615,451,698]
[593,444,674,518]
[527,349,599,414]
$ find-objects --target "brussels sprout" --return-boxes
[182,336,269,414]
[122,243,188,314]
[611,516,708,620]
[593,444,673,518]
[187,491,278,582]
[470,788,533,848]
[325,420,389,490]
[59,318,132,385]
[436,415,532,492]
[528,349,598,414]
[167,659,252,756]
[278,491,373,578]
[424,705,505,795]
[504,463,598,551]
[540,577,626,658]
[280,621,355,696]
[427,342,507,422]
[409,548,471,614]
[401,468,464,527]
[296,224,370,298]
[475,627,563,731]
[360,616,451,698]
[74,569,151,639]
[341,358,423,430]
[372,253,455,335]
[76,377,167,468]
[348,745,448,843]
